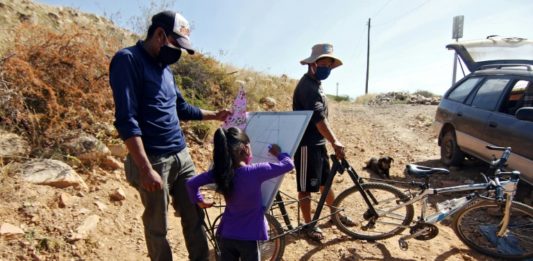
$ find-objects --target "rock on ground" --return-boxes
[19,159,87,189]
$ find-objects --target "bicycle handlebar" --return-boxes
[480,146,519,201]
[485,145,513,176]
[330,154,344,166]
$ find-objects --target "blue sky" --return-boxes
[39,0,533,98]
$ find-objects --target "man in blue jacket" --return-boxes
[109,10,229,261]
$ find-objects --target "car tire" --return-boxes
[440,130,464,166]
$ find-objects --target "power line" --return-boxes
[373,0,431,27]
[352,24,369,62]
[372,0,393,19]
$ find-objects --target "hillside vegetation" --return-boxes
[0,0,296,161]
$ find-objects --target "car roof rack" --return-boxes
[478,64,533,71]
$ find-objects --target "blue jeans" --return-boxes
[125,148,209,261]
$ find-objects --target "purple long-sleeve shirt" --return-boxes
[186,153,294,241]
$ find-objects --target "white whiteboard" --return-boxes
[244,111,313,211]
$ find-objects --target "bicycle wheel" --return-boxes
[453,199,533,260]
[332,182,414,240]
[207,214,223,260]
[211,213,285,261]
[260,214,285,261]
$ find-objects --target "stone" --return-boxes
[107,144,128,158]
[0,223,24,238]
[61,132,110,163]
[94,201,107,211]
[78,208,91,215]
[19,159,87,189]
[0,132,30,159]
[101,155,123,170]
[109,187,126,201]
[259,97,276,110]
[70,215,100,241]
[58,192,76,208]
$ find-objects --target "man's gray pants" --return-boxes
[125,148,209,261]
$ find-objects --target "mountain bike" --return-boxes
[202,152,413,260]
[201,197,285,261]
[335,145,533,260]
[264,154,414,260]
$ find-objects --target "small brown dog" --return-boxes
[363,156,394,179]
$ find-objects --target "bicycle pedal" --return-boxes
[363,209,373,220]
[361,221,376,231]
[398,239,408,251]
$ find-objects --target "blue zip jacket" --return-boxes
[109,41,202,156]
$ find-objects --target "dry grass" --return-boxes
[0,23,119,157]
[354,93,378,105]
[0,22,297,159]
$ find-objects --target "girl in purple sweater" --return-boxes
[186,127,294,261]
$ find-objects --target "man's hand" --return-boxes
[197,200,214,209]
[140,167,164,192]
[214,109,231,121]
[332,140,346,160]
[202,109,231,121]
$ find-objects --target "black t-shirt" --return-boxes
[292,73,328,146]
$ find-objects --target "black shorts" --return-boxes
[295,144,330,192]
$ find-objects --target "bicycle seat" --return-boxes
[405,164,450,178]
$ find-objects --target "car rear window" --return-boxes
[471,78,510,111]
[448,77,481,102]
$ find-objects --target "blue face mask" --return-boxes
[315,66,331,80]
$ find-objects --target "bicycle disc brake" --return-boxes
[410,223,439,240]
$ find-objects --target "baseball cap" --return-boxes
[151,11,194,54]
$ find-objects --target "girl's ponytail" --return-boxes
[213,128,234,195]
[212,127,251,196]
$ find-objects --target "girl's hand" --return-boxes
[197,201,214,209]
[268,144,281,157]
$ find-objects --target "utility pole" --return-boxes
[365,18,371,94]
[336,82,339,97]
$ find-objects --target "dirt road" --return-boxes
[274,103,497,261]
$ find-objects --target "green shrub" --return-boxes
[327,94,351,102]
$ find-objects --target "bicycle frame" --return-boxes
[373,177,518,227]
[269,155,380,236]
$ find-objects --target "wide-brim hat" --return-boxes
[151,11,194,54]
[300,43,342,69]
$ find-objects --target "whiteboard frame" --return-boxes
[244,111,313,211]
